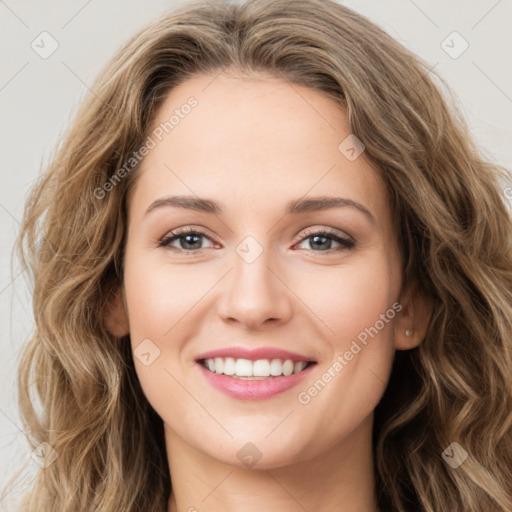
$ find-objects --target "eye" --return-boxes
[158,228,216,254]
[294,228,355,253]
[158,226,355,255]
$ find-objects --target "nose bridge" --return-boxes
[217,234,292,328]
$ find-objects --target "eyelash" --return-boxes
[157,227,355,255]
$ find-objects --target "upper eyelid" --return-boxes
[300,226,354,242]
[162,227,216,243]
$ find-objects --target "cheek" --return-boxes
[122,256,209,427]
[294,252,397,347]
[121,249,204,381]
[292,255,397,425]
[123,253,209,343]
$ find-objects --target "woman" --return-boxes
[7,0,512,510]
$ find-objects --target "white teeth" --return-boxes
[269,359,283,376]
[223,357,236,376]
[283,360,294,376]
[202,357,310,378]
[214,357,224,374]
[253,359,271,377]
[234,358,252,376]
[294,361,307,373]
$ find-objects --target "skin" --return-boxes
[106,70,431,512]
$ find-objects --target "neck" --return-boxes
[166,414,378,512]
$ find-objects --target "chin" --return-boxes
[199,434,314,471]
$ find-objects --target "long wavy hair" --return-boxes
[5,0,512,510]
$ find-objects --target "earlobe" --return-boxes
[396,326,419,350]
[394,282,432,351]
[105,286,130,338]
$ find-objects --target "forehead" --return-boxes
[131,71,389,225]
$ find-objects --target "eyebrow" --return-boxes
[144,195,375,224]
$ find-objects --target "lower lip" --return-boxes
[196,362,315,400]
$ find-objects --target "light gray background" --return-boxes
[1,0,511,508]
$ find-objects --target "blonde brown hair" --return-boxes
[5,0,512,510]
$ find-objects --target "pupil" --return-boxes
[183,234,201,249]
[311,235,330,250]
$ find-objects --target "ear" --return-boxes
[105,285,130,338]
[394,280,432,350]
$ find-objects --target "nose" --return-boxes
[216,245,293,331]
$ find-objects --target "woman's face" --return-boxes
[114,71,414,469]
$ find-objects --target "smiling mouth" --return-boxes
[199,357,315,380]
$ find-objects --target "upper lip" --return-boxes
[195,346,316,363]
